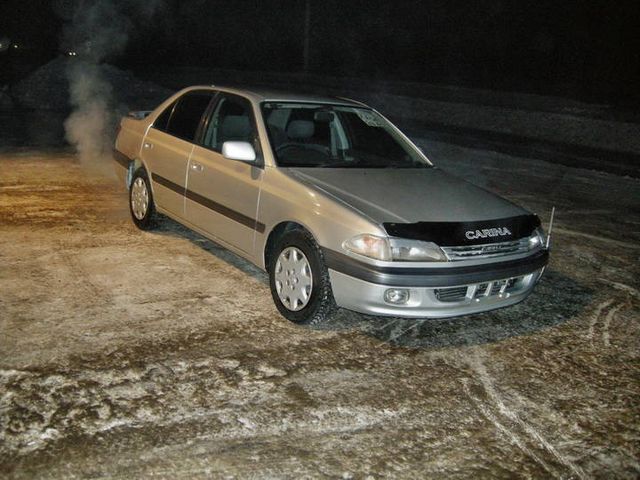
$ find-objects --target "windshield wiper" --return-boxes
[318,161,361,168]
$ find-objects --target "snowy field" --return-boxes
[1,131,638,477]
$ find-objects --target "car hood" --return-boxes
[287,167,527,224]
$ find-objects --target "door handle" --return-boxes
[190,163,203,172]
[143,142,153,149]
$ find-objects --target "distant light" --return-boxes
[67,51,77,56]
[12,43,18,49]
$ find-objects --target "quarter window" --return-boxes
[153,101,175,132]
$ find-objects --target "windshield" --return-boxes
[261,102,432,168]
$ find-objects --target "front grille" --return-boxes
[442,238,531,261]
[434,276,526,304]
[434,286,468,302]
[476,283,488,296]
[490,280,506,295]
[474,277,523,299]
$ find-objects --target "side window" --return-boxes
[164,91,213,141]
[202,95,256,152]
[153,101,175,132]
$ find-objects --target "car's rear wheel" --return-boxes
[269,229,337,324]
[129,168,156,230]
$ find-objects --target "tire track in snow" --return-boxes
[461,380,561,478]
[610,281,640,299]
[590,282,638,347]
[587,299,614,343]
[602,303,624,347]
[553,228,640,250]
[58,243,108,303]
[464,352,588,480]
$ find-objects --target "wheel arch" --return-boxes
[264,220,338,324]
[127,159,160,217]
[263,221,317,272]
[127,158,150,188]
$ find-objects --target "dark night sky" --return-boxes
[1,0,639,103]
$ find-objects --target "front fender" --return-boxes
[256,167,385,269]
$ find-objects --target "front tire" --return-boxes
[269,229,337,325]
[129,168,156,230]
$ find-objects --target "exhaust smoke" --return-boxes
[58,0,164,173]
[64,62,120,174]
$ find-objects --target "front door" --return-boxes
[185,93,264,256]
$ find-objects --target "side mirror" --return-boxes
[222,141,256,162]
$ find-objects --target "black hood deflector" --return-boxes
[383,214,541,246]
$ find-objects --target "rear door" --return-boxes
[185,93,264,255]
[142,90,215,217]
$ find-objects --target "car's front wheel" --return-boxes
[129,168,156,230]
[269,229,337,325]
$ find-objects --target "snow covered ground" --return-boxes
[0,134,638,477]
[0,66,638,477]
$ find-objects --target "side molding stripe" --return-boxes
[152,173,185,195]
[113,149,130,168]
[152,172,265,234]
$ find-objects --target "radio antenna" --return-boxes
[546,206,555,249]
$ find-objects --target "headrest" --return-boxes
[286,120,314,139]
[314,111,334,122]
[221,115,251,139]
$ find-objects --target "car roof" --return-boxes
[185,85,368,108]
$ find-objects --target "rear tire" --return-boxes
[129,168,156,230]
[269,229,337,325]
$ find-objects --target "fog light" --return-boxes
[384,288,410,305]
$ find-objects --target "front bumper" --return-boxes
[325,249,548,318]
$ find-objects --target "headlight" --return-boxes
[343,234,391,261]
[389,238,447,262]
[528,227,545,250]
[343,234,447,262]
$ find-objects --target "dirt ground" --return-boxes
[1,143,639,479]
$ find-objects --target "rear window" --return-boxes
[160,91,213,141]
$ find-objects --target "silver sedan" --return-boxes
[114,87,549,324]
